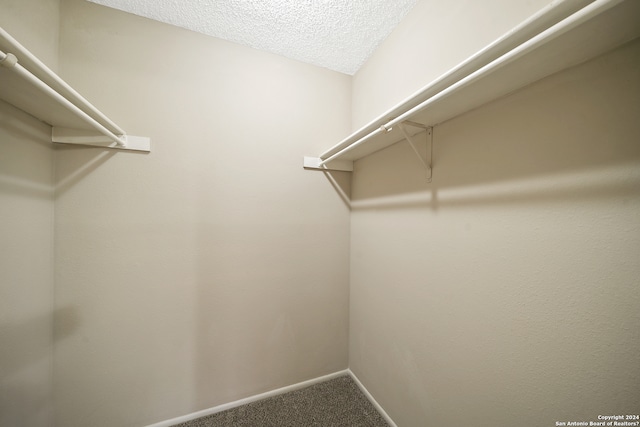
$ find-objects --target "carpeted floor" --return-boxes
[172,375,389,427]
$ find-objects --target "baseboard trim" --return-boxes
[147,368,397,427]
[347,369,397,427]
[145,369,350,427]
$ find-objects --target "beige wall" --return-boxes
[0,103,55,427]
[0,1,58,426]
[349,1,640,425]
[53,0,351,426]
[0,0,60,69]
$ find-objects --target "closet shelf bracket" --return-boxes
[52,127,151,152]
[398,122,433,182]
[303,156,353,172]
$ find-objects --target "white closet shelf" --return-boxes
[304,0,640,172]
[0,27,150,152]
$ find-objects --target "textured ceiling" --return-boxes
[86,0,416,75]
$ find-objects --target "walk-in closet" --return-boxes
[1,0,639,426]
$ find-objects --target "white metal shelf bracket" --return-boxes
[398,122,433,182]
[303,156,353,172]
[51,127,151,152]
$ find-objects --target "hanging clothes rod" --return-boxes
[318,0,624,167]
[317,0,592,162]
[0,26,125,136]
[0,49,126,147]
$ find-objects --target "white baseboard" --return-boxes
[146,368,396,427]
[347,369,397,427]
[145,370,350,427]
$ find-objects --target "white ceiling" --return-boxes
[86,0,417,75]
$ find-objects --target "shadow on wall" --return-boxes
[350,39,640,208]
[0,101,51,150]
[0,100,53,199]
[323,170,351,209]
[0,98,126,198]
[0,306,80,377]
[54,145,117,196]
[0,306,80,426]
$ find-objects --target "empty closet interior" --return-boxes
[1,0,639,426]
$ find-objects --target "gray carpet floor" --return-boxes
[172,375,389,427]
